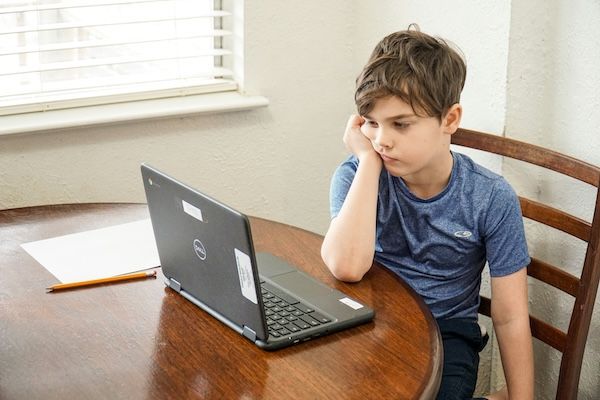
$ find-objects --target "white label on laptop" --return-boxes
[339,297,364,310]
[182,200,203,222]
[234,248,258,304]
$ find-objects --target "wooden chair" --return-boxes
[451,128,600,399]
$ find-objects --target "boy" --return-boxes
[321,27,534,400]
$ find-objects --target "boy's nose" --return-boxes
[374,128,393,149]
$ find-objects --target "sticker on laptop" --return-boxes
[339,297,364,310]
[182,199,203,222]
[234,248,258,304]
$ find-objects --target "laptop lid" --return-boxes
[141,164,374,350]
[142,164,268,340]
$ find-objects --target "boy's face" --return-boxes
[361,95,458,181]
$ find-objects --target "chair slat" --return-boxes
[452,129,600,187]
[527,257,580,297]
[530,314,567,352]
[519,197,591,242]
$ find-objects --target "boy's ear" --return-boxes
[442,104,462,134]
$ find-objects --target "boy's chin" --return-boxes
[383,166,405,178]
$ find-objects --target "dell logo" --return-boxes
[193,239,207,260]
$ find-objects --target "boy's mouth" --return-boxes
[378,152,397,163]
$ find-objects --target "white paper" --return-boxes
[21,219,160,284]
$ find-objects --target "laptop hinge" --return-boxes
[242,326,257,341]
[169,278,182,293]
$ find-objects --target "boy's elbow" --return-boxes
[331,268,365,283]
[320,247,368,282]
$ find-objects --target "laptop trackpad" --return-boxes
[257,252,336,301]
[256,252,296,278]
[270,270,335,299]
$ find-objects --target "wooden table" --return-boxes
[0,203,442,399]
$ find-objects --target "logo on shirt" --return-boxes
[454,230,472,238]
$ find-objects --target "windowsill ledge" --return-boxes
[0,91,269,137]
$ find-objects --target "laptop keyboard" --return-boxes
[260,281,331,338]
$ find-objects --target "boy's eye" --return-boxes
[366,121,378,127]
[394,122,410,129]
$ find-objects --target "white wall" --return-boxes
[505,1,600,398]
[0,0,355,235]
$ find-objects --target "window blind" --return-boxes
[0,0,234,116]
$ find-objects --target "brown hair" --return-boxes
[355,25,466,121]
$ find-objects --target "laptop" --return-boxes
[141,164,374,350]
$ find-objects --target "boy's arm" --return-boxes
[321,115,382,282]
[490,267,534,400]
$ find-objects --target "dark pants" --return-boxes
[435,318,489,400]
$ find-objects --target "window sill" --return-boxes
[0,91,269,136]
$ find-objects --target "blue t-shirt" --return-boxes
[329,152,530,320]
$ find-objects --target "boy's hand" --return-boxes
[343,115,379,162]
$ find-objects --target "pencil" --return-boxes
[46,270,157,292]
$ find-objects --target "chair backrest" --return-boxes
[451,128,600,399]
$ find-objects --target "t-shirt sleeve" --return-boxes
[329,156,358,219]
[483,179,531,277]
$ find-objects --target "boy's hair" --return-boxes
[355,25,466,121]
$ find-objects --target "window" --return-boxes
[0,0,236,116]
